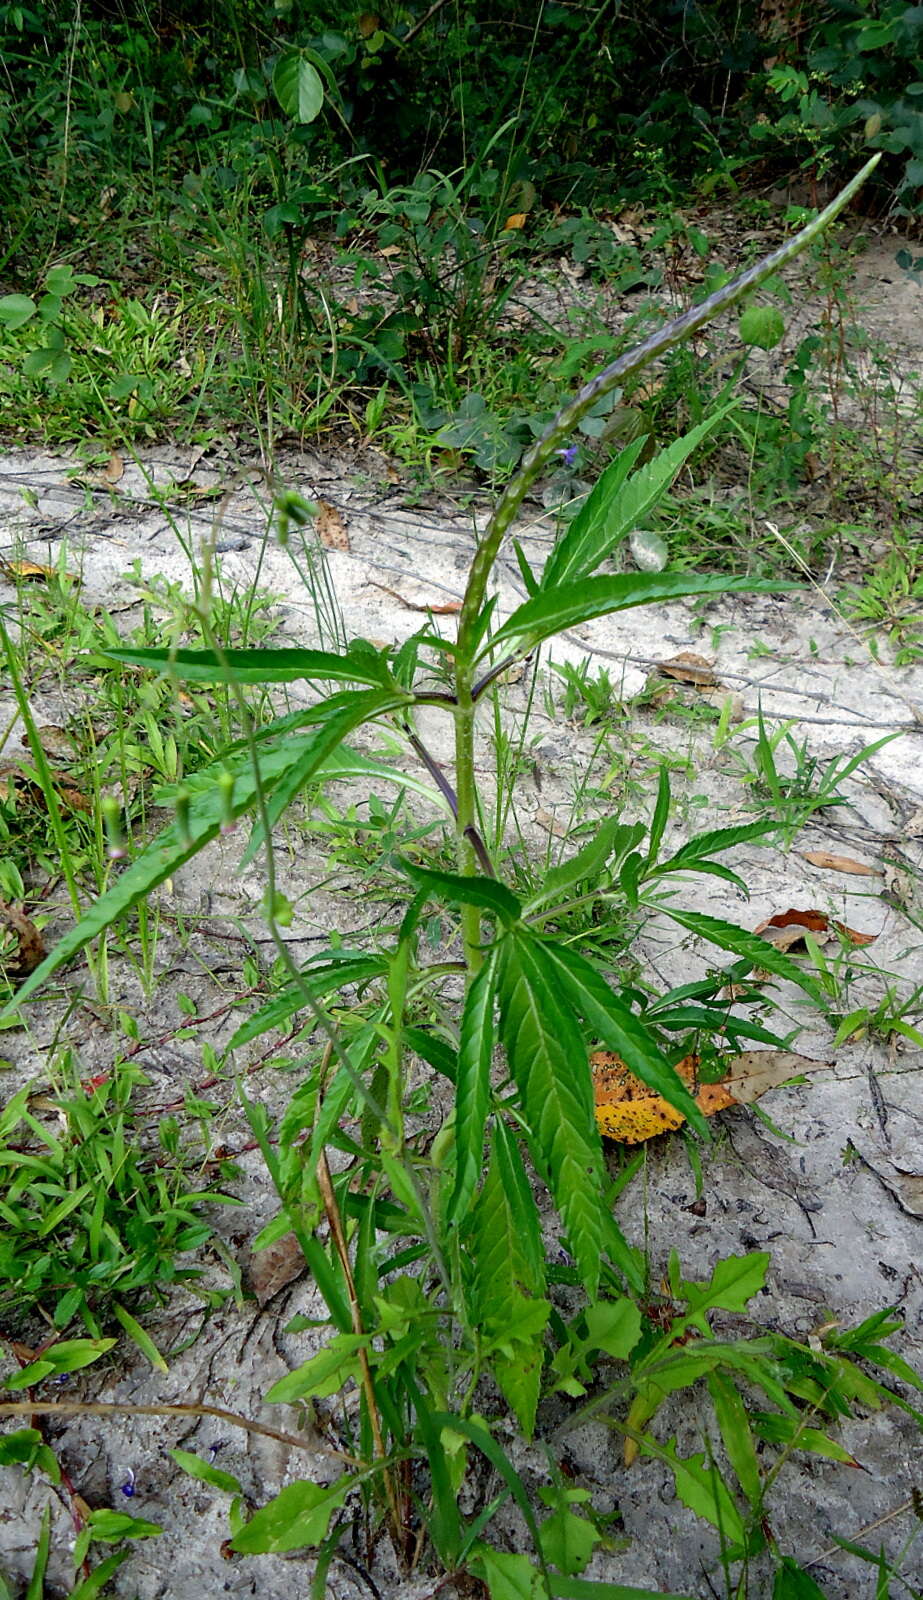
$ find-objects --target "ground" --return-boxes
[0,222,921,1599]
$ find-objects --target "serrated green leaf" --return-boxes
[534,940,707,1135]
[492,1118,547,1291]
[102,643,393,687]
[642,1437,745,1545]
[469,1130,549,1436]
[450,953,499,1223]
[230,1477,350,1553]
[496,932,605,1296]
[541,434,647,589]
[266,1333,370,1403]
[243,690,410,867]
[659,908,826,1002]
[272,48,325,123]
[485,573,793,658]
[750,1412,858,1465]
[228,953,385,1050]
[526,819,646,913]
[681,1253,770,1328]
[649,818,778,877]
[543,412,730,591]
[707,1371,762,1507]
[3,701,392,1017]
[470,1545,542,1600]
[402,863,522,925]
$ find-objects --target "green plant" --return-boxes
[5,162,902,1594]
[0,1062,238,1343]
[719,707,900,844]
[0,264,101,385]
[839,542,923,664]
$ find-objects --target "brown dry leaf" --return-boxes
[316,499,350,552]
[0,899,45,978]
[754,907,876,950]
[656,651,717,688]
[800,850,881,876]
[592,1049,829,1143]
[503,212,527,231]
[873,1164,923,1219]
[26,725,77,762]
[358,12,380,36]
[248,1232,306,1308]
[104,450,124,485]
[367,581,461,615]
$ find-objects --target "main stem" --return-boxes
[450,155,879,972]
[453,663,482,972]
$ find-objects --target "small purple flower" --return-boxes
[556,445,579,467]
[120,1470,136,1498]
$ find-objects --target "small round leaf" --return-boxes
[738,305,785,350]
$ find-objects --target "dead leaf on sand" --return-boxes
[316,499,350,552]
[754,907,877,950]
[800,850,881,876]
[0,899,45,978]
[248,1232,306,1308]
[591,1048,830,1143]
[656,651,717,688]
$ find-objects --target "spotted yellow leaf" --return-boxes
[592,1050,829,1143]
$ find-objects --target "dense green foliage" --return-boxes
[2,0,921,280]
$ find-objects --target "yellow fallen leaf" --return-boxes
[0,559,73,583]
[503,212,527,231]
[591,1050,830,1143]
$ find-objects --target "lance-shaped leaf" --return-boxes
[102,642,395,688]
[525,818,646,914]
[228,952,387,1050]
[482,573,792,660]
[402,863,522,926]
[658,908,827,1003]
[542,412,730,591]
[535,940,708,1136]
[450,951,499,1224]
[496,930,606,1296]
[3,694,393,1015]
[242,689,412,865]
[468,1128,550,1437]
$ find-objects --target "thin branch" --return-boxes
[0,1400,355,1463]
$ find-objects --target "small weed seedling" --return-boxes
[7,161,918,1598]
